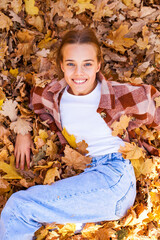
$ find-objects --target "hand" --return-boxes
[14,133,34,170]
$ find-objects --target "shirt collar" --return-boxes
[47,72,115,109]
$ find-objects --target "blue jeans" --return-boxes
[0,153,136,240]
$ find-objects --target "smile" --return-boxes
[72,79,87,84]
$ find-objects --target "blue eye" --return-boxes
[67,63,74,66]
[85,63,92,67]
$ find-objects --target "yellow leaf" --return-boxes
[154,96,160,108]
[46,140,58,159]
[9,68,19,77]
[119,142,145,161]
[62,127,77,149]
[104,24,135,54]
[58,223,76,237]
[26,15,44,32]
[111,115,132,136]
[72,0,95,15]
[39,129,48,142]
[0,155,22,179]
[34,161,53,172]
[44,167,60,185]
[24,0,39,16]
[122,0,132,7]
[0,149,8,161]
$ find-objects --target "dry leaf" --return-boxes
[46,140,58,159]
[24,0,39,16]
[62,145,92,170]
[10,0,22,14]
[0,11,13,31]
[58,223,76,237]
[0,99,18,121]
[104,24,135,54]
[0,177,11,194]
[62,127,77,149]
[0,155,22,179]
[154,96,160,108]
[10,118,32,135]
[44,167,60,185]
[111,115,132,136]
[0,149,8,161]
[76,140,89,155]
[71,0,95,15]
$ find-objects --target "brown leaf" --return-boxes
[62,145,92,170]
[43,167,60,185]
[0,177,11,194]
[76,140,89,155]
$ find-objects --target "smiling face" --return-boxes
[60,43,101,96]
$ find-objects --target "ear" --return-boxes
[60,61,64,72]
[96,62,101,72]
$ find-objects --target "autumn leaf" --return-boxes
[26,16,44,32]
[0,12,13,31]
[44,167,60,185]
[111,115,132,136]
[58,223,76,237]
[46,140,58,159]
[154,96,160,108]
[0,155,22,179]
[62,145,92,170]
[93,1,113,21]
[137,26,149,50]
[104,24,135,54]
[76,140,89,155]
[10,0,22,14]
[0,99,18,121]
[72,0,95,15]
[24,0,39,16]
[0,89,6,110]
[9,68,19,77]
[0,149,8,161]
[10,118,32,135]
[0,178,11,194]
[62,127,77,149]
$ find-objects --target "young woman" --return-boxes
[0,28,160,240]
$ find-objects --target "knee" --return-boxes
[1,190,26,217]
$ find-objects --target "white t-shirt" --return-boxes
[60,81,124,157]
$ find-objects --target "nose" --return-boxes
[74,65,83,75]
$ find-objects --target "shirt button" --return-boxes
[100,112,106,118]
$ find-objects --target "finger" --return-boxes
[26,149,30,169]
[15,152,20,169]
[20,153,25,170]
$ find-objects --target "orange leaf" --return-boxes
[62,145,92,170]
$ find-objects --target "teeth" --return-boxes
[73,79,86,83]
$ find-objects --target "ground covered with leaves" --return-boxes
[0,0,160,239]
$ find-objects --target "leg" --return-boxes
[0,153,136,240]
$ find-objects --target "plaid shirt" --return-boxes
[30,72,160,155]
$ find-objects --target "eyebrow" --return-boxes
[65,59,94,62]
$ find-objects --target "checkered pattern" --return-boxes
[30,72,160,154]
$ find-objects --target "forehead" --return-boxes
[61,43,98,60]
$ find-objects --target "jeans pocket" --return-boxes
[115,181,136,218]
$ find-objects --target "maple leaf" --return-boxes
[10,0,22,14]
[93,1,113,21]
[0,177,11,194]
[104,24,135,54]
[24,0,39,16]
[72,0,95,15]
[44,167,60,185]
[26,16,44,32]
[0,99,18,121]
[0,40,8,65]
[62,127,77,149]
[111,115,132,136]
[137,25,149,50]
[10,118,32,135]
[58,223,76,237]
[76,140,89,155]
[0,11,13,31]
[0,155,22,179]
[62,145,92,170]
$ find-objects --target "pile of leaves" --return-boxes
[0,0,160,239]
